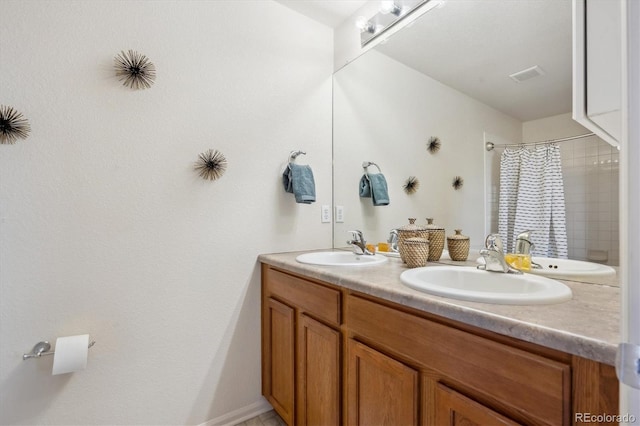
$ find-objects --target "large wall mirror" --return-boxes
[333,0,620,270]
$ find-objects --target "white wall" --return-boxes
[522,112,594,142]
[333,50,522,249]
[0,1,333,424]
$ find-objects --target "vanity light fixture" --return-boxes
[356,0,431,47]
[355,16,376,34]
[380,1,402,16]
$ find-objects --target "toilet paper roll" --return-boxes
[52,334,89,375]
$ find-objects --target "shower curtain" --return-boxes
[498,143,568,258]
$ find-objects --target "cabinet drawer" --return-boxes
[347,295,571,425]
[263,266,341,326]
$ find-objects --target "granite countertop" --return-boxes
[259,249,620,366]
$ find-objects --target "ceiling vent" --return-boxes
[509,65,546,83]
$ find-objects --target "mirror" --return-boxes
[332,0,620,277]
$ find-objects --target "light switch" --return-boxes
[321,205,331,223]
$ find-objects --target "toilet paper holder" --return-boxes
[22,340,96,360]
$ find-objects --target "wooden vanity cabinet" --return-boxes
[263,297,295,424]
[262,265,342,426]
[347,339,419,425]
[261,265,618,426]
[297,314,341,425]
[433,383,520,426]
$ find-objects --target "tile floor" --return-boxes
[234,409,286,426]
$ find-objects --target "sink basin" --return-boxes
[296,251,388,266]
[476,256,616,280]
[527,257,616,280]
[400,266,572,305]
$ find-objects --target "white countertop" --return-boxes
[259,249,620,365]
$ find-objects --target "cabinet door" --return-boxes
[263,298,295,425]
[434,383,521,426]
[585,0,621,142]
[297,314,340,426]
[347,339,418,425]
[573,0,621,146]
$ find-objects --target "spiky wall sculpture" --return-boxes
[0,105,31,144]
[403,176,420,194]
[452,176,464,190]
[114,50,156,90]
[427,136,441,154]
[195,149,228,181]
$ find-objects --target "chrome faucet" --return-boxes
[347,230,374,255]
[387,229,399,253]
[477,233,522,274]
[515,230,542,269]
[515,230,534,255]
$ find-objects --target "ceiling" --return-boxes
[274,0,572,122]
[274,0,368,28]
[276,0,572,121]
[372,0,573,122]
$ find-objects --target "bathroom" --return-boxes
[1,0,638,425]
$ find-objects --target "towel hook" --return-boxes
[288,150,307,164]
[362,161,382,173]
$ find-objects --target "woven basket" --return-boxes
[404,237,429,268]
[425,218,445,261]
[397,218,429,263]
[447,229,470,261]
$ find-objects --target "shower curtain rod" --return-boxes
[485,132,595,151]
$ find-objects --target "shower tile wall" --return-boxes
[487,135,619,265]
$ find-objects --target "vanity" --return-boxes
[259,252,619,426]
[263,0,626,422]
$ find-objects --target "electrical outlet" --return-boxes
[335,205,344,223]
[321,205,331,223]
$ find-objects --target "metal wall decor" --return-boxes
[427,136,441,154]
[114,50,156,90]
[195,149,228,181]
[403,176,420,194]
[452,176,464,190]
[0,105,31,144]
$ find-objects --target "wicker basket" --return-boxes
[397,218,429,263]
[447,229,470,261]
[425,218,445,261]
[404,237,429,268]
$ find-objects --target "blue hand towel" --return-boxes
[359,173,389,206]
[283,163,316,204]
[359,174,372,197]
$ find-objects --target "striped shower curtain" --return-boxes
[498,144,568,258]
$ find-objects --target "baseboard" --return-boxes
[199,398,273,426]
